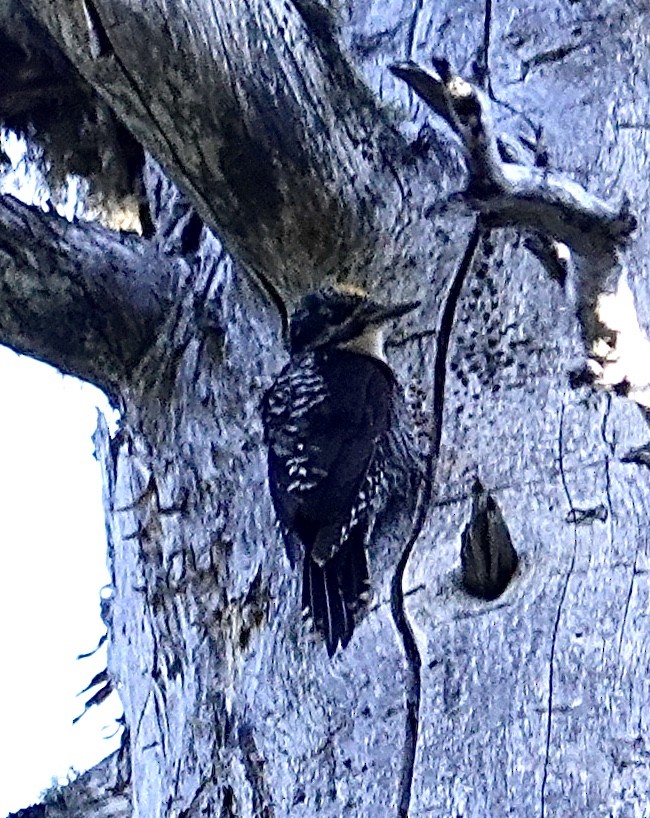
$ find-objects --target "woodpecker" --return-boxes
[262,287,421,656]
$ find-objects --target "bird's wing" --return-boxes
[262,351,329,546]
[262,350,394,563]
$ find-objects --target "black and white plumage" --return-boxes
[262,288,420,656]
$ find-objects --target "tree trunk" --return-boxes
[3,1,650,816]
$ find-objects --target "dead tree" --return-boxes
[3,1,650,816]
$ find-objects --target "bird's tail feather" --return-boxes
[303,526,370,657]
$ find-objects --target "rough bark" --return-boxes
[4,1,650,817]
[0,194,180,399]
[21,0,427,303]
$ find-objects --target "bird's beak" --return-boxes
[359,299,421,327]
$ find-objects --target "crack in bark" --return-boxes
[390,220,482,818]
[617,544,639,664]
[350,19,410,59]
[474,0,494,96]
[290,0,338,47]
[540,400,578,818]
[404,0,423,62]
[600,395,615,549]
[521,42,585,81]
[599,397,641,666]
[386,328,437,348]
[177,778,213,818]
[219,785,236,818]
[617,483,641,665]
[483,0,492,78]
[81,0,113,59]
[237,722,275,818]
[134,686,153,746]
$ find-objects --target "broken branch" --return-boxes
[391,58,650,409]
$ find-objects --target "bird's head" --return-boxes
[289,285,420,357]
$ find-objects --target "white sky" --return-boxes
[0,353,122,816]
[0,137,122,815]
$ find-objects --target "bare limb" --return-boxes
[21,0,408,300]
[390,60,635,253]
[0,194,179,399]
[391,58,650,409]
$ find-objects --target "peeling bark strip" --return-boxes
[391,58,650,410]
[81,0,113,60]
[0,195,177,397]
[238,723,275,818]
